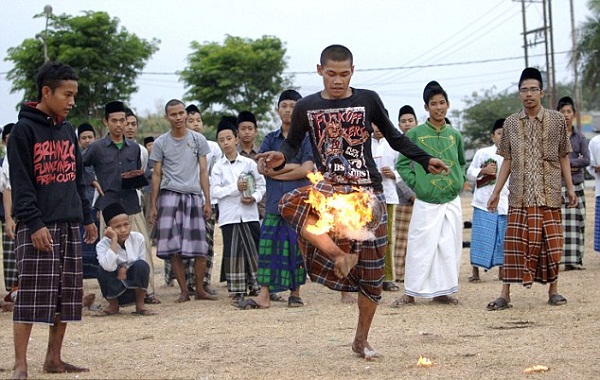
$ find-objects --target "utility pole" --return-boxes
[35,5,53,62]
[570,0,582,131]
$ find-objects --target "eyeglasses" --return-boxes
[519,87,541,94]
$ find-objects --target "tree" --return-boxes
[5,11,159,125]
[575,0,600,109]
[181,35,292,126]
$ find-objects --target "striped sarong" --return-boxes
[279,183,388,303]
[221,221,260,294]
[203,204,218,285]
[470,207,507,270]
[595,196,600,252]
[561,183,585,266]
[13,222,83,324]
[503,207,562,286]
[2,222,17,291]
[256,213,306,293]
[156,190,207,259]
[384,204,395,281]
[393,204,412,281]
[97,260,149,305]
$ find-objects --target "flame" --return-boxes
[304,172,375,240]
[417,356,433,367]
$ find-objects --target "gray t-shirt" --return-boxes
[150,130,210,194]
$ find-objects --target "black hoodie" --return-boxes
[8,103,93,233]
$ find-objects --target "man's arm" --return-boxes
[148,160,162,225]
[269,161,313,181]
[487,158,511,212]
[560,154,577,207]
[199,155,212,219]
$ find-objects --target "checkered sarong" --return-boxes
[156,190,207,259]
[503,207,562,287]
[393,204,412,281]
[2,222,17,291]
[470,207,506,270]
[13,222,83,324]
[561,183,585,266]
[595,196,600,252]
[221,221,260,294]
[279,183,388,303]
[257,213,306,292]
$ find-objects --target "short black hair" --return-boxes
[164,99,185,114]
[423,81,448,105]
[124,107,136,119]
[556,96,576,113]
[35,61,79,102]
[320,44,353,66]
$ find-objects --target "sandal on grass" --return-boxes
[548,294,567,306]
[486,297,512,311]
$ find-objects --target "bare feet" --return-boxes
[1,299,14,312]
[432,295,459,305]
[389,294,415,307]
[82,293,96,308]
[341,292,356,304]
[195,291,218,301]
[334,253,358,279]
[175,293,190,303]
[352,341,381,361]
[43,361,89,374]
[11,365,27,379]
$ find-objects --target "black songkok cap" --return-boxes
[519,67,543,89]
[423,80,444,104]
[217,116,238,135]
[2,123,14,142]
[278,89,302,106]
[102,203,127,225]
[104,101,125,117]
[556,96,575,111]
[143,136,154,146]
[398,105,416,120]
[77,122,95,137]
[237,111,257,126]
[492,118,505,133]
[185,104,201,115]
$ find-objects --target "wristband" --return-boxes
[273,161,286,172]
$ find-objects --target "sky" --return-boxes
[0,0,592,128]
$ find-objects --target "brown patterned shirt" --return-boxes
[498,107,571,208]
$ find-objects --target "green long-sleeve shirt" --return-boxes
[396,120,465,204]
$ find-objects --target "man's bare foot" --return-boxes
[352,341,381,361]
[175,293,190,303]
[432,295,459,305]
[389,294,414,307]
[1,299,14,312]
[341,292,356,304]
[11,365,27,379]
[195,291,218,301]
[334,254,358,279]
[43,361,89,373]
[82,293,96,308]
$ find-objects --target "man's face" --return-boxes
[277,100,297,125]
[398,113,417,134]
[165,103,187,129]
[79,131,95,149]
[238,122,257,145]
[103,111,127,138]
[317,59,354,99]
[424,94,449,125]
[43,80,78,119]
[518,79,544,110]
[186,112,203,132]
[124,115,138,139]
[559,105,575,127]
[217,129,238,154]
[145,141,154,154]
[491,128,503,147]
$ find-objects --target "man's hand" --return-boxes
[83,223,98,244]
[381,166,396,180]
[256,151,285,171]
[92,180,104,196]
[148,206,158,225]
[487,192,499,212]
[5,217,15,240]
[427,158,449,175]
[117,266,127,281]
[480,162,497,176]
[567,188,577,208]
[104,226,117,240]
[203,203,212,219]
[31,227,52,252]
[237,179,247,192]
[241,196,255,205]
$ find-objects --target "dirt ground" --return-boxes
[1,191,599,380]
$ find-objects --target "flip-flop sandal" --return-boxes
[486,297,512,311]
[548,294,567,306]
[389,296,414,308]
[287,296,304,308]
[468,276,481,283]
[131,309,158,316]
[237,299,268,310]
[382,281,400,292]
[270,293,287,302]
[144,294,162,304]
[91,309,121,317]
[432,296,459,305]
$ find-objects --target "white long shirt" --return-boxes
[587,135,600,196]
[0,157,9,192]
[206,140,222,205]
[210,153,266,226]
[96,231,146,272]
[371,137,399,204]
[466,145,509,214]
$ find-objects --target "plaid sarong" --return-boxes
[2,222,17,291]
[503,207,562,286]
[221,221,260,294]
[156,190,207,259]
[470,207,506,270]
[595,196,600,252]
[257,213,306,292]
[279,183,388,303]
[393,204,412,281]
[384,204,395,281]
[561,183,585,266]
[13,222,83,324]
[203,204,218,285]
